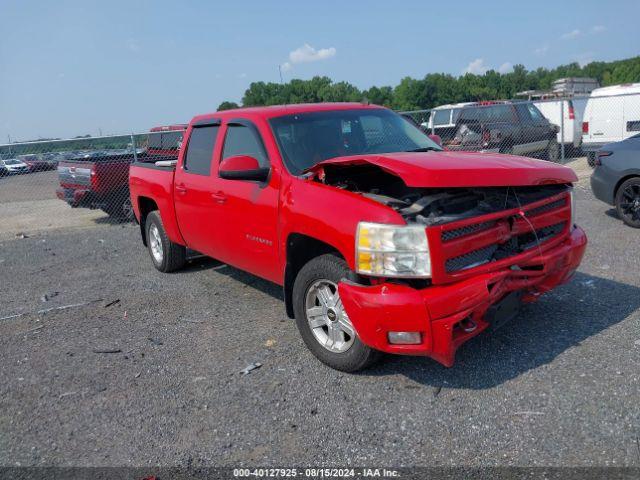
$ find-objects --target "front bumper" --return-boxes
[6,167,30,174]
[339,226,587,367]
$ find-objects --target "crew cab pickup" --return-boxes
[56,125,186,219]
[129,103,587,372]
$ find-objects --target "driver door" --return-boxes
[207,120,281,283]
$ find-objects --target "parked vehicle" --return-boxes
[590,134,640,227]
[440,101,560,161]
[19,154,57,172]
[129,103,586,372]
[423,102,473,142]
[56,125,186,219]
[148,125,187,156]
[0,158,30,175]
[533,98,587,153]
[582,83,640,166]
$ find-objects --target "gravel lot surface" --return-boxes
[0,158,639,468]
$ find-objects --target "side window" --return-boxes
[515,104,533,124]
[433,109,451,126]
[222,124,268,167]
[627,121,640,132]
[184,126,219,175]
[527,104,545,123]
[494,105,514,122]
[148,132,162,149]
[161,131,183,150]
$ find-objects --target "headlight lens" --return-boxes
[356,222,431,277]
[570,190,576,227]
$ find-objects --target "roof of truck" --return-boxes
[590,83,640,97]
[193,102,385,124]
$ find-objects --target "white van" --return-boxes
[533,97,587,151]
[582,83,640,163]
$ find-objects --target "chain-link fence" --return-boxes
[0,128,184,239]
[401,91,640,165]
[1,90,638,239]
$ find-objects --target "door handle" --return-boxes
[211,191,227,204]
[175,184,187,195]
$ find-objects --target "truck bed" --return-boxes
[129,161,180,241]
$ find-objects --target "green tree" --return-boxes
[216,56,640,111]
[217,101,240,111]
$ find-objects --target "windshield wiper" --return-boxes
[405,147,441,152]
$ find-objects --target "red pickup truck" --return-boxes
[56,125,186,219]
[129,103,586,372]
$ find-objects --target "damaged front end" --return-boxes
[312,160,577,283]
[309,158,586,366]
[313,161,571,227]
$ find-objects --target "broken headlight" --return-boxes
[356,222,431,278]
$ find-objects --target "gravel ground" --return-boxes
[0,158,639,468]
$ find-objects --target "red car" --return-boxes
[129,103,586,372]
[56,125,186,219]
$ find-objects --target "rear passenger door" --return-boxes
[173,120,222,254]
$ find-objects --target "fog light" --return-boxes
[388,331,422,345]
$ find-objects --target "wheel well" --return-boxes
[138,197,158,246]
[614,175,640,201]
[283,234,343,319]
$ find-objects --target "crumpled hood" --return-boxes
[310,151,577,187]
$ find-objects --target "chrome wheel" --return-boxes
[149,224,164,264]
[304,279,355,353]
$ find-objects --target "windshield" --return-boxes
[5,159,21,165]
[269,108,442,175]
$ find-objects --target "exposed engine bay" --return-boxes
[316,163,571,225]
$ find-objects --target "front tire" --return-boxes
[546,138,560,162]
[145,211,186,272]
[615,177,640,228]
[292,254,381,372]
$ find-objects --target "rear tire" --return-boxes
[292,254,381,372]
[587,152,597,168]
[145,211,186,272]
[101,190,135,221]
[615,177,640,228]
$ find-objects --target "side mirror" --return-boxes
[219,155,270,182]
[428,134,443,147]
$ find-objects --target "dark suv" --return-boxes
[444,101,560,162]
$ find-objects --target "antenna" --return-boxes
[278,64,284,85]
